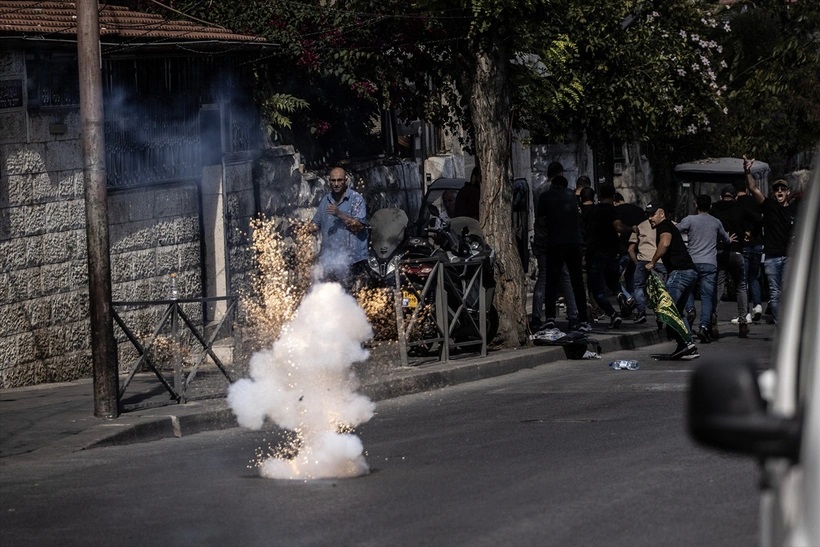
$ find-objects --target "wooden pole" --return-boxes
[77,0,119,418]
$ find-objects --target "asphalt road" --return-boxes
[0,332,772,547]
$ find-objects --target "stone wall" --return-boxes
[1,49,93,386]
[1,48,227,388]
[531,138,658,208]
[108,183,204,369]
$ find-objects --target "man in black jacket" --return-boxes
[536,175,591,332]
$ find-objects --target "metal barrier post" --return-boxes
[394,268,409,367]
[436,260,449,362]
[171,300,184,402]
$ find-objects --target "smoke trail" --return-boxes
[228,282,375,480]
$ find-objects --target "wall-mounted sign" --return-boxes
[0,79,24,109]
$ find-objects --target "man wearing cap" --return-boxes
[710,185,759,337]
[645,204,700,359]
[743,157,799,323]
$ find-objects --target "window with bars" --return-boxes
[26,53,81,109]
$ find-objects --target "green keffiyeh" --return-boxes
[646,270,690,344]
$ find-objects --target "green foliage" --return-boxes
[155,0,819,168]
[705,0,820,169]
[261,93,310,140]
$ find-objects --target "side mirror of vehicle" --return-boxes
[688,360,801,461]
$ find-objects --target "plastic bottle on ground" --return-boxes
[608,359,639,370]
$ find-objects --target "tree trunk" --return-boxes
[470,39,529,347]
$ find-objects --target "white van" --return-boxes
[688,151,819,547]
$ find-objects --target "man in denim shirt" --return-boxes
[310,166,368,291]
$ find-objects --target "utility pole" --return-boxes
[77,0,119,418]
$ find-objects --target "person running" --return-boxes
[733,178,764,323]
[583,184,630,328]
[645,203,700,360]
[710,185,758,338]
[676,194,732,343]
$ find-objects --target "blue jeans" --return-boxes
[666,268,698,340]
[742,244,763,308]
[763,255,787,322]
[684,263,718,329]
[586,253,621,317]
[633,260,667,314]
[619,253,636,299]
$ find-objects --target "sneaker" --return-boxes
[739,321,750,338]
[544,317,556,329]
[577,322,592,333]
[609,313,622,329]
[671,342,698,360]
[752,304,763,322]
[680,348,701,360]
[696,327,712,344]
[634,312,647,324]
[731,313,753,324]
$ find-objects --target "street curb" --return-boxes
[25,326,666,455]
[89,404,240,449]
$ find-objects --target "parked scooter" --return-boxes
[365,206,498,350]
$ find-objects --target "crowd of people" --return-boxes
[309,160,799,361]
[530,158,800,360]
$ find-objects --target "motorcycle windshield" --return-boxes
[450,217,484,240]
[369,208,409,259]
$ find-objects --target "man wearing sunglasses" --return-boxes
[309,166,368,291]
[743,156,798,324]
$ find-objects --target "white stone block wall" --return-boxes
[108,183,204,372]
[1,48,213,387]
[1,126,92,386]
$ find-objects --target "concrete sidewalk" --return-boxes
[1,320,675,463]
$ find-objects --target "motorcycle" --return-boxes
[362,207,443,347]
[364,202,498,352]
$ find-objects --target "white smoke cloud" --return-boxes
[227,282,375,479]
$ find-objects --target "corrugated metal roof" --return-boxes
[0,0,266,43]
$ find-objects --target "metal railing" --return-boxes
[111,296,238,411]
[394,256,489,367]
